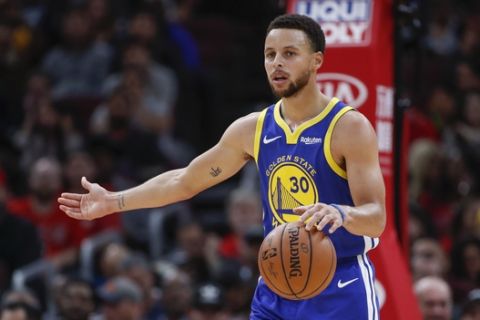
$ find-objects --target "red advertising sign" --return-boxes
[287,1,421,319]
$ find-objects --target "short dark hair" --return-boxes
[266,14,326,53]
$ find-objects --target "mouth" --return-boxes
[271,72,289,85]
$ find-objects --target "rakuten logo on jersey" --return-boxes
[295,0,373,47]
[317,73,368,108]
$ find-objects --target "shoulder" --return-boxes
[223,111,262,139]
[333,109,378,154]
[222,111,264,157]
[230,111,263,130]
[336,109,374,134]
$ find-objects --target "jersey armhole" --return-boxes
[323,106,355,179]
[254,108,268,163]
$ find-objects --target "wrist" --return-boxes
[108,192,125,213]
[330,203,347,224]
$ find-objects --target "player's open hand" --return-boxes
[58,177,111,220]
[294,203,344,234]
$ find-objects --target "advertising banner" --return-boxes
[287,1,421,319]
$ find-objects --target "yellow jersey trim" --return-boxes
[273,97,339,144]
[254,108,268,162]
[324,106,355,179]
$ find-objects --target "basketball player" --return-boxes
[59,14,386,320]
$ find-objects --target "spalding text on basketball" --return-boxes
[288,226,302,278]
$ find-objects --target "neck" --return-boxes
[280,81,331,129]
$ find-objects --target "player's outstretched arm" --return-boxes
[296,111,386,238]
[58,113,258,220]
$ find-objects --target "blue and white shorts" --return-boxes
[250,255,379,320]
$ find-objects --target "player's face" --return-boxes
[264,29,321,98]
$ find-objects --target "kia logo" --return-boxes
[316,73,368,108]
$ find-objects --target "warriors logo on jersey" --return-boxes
[268,160,318,225]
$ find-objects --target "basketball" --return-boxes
[258,221,337,300]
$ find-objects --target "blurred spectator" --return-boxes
[159,271,193,320]
[411,238,449,281]
[452,196,480,241]
[409,202,437,243]
[85,0,115,42]
[55,277,95,320]
[214,226,262,319]
[98,45,194,171]
[409,140,457,249]
[90,85,170,181]
[126,6,187,73]
[13,92,83,169]
[94,276,143,320]
[456,60,480,93]
[414,276,453,320]
[219,188,262,260]
[119,253,162,320]
[0,14,31,131]
[7,157,85,267]
[163,0,201,71]
[127,11,160,54]
[96,242,131,287]
[41,8,113,100]
[460,289,480,320]
[424,5,457,56]
[449,238,480,304]
[0,289,41,320]
[427,85,457,135]
[22,72,51,115]
[167,221,212,285]
[409,139,441,202]
[189,282,230,320]
[0,169,42,292]
[0,303,38,320]
[452,92,480,191]
[64,150,97,194]
[101,41,177,135]
[457,16,480,58]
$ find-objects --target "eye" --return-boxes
[285,51,295,57]
[265,52,275,60]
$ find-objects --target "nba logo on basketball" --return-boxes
[293,0,373,47]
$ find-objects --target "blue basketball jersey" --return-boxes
[251,97,380,320]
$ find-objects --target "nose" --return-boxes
[272,54,284,68]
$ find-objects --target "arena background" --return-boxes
[0,0,479,319]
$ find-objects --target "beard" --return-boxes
[270,69,311,98]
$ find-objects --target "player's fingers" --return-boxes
[304,206,326,231]
[328,219,342,234]
[57,197,80,208]
[300,203,324,224]
[316,210,334,231]
[81,176,92,191]
[294,205,311,217]
[60,206,83,220]
[302,208,317,230]
[60,193,82,201]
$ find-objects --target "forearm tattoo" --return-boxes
[117,194,126,210]
[209,167,222,177]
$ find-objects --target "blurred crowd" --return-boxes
[402,0,480,319]
[0,0,279,319]
[0,0,480,319]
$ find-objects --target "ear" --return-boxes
[312,51,324,72]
